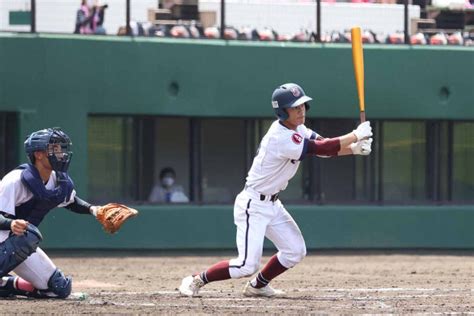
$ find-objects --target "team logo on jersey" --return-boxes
[290,87,301,97]
[292,133,303,144]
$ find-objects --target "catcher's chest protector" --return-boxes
[15,164,74,226]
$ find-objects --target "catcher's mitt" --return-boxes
[96,203,138,234]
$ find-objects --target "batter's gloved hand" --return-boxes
[96,203,138,234]
[350,138,373,155]
[353,121,373,141]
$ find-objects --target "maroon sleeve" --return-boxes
[307,138,341,156]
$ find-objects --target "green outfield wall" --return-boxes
[39,205,474,250]
[0,34,473,249]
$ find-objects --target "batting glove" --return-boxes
[350,138,373,155]
[353,121,373,141]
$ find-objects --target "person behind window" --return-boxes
[148,167,189,203]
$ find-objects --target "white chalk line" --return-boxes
[88,300,308,309]
[74,287,474,312]
[94,287,472,296]
[308,287,472,292]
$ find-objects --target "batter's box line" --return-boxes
[88,287,473,296]
[87,300,310,310]
[304,287,473,292]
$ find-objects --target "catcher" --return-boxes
[0,127,138,299]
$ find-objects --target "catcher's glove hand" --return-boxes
[96,203,138,234]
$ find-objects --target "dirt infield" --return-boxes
[0,251,472,314]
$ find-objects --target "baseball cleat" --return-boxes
[178,275,205,297]
[242,281,285,298]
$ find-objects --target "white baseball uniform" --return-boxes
[229,120,318,278]
[0,169,76,290]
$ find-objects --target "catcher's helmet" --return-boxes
[24,127,73,172]
[271,83,312,120]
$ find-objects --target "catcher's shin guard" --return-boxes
[0,270,72,299]
[0,224,43,277]
[34,268,72,299]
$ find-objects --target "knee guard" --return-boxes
[0,224,43,276]
[45,269,72,299]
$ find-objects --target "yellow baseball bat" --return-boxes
[351,26,366,123]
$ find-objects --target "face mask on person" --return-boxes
[162,177,175,188]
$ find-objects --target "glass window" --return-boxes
[0,113,18,177]
[382,121,426,202]
[88,116,134,203]
[88,116,190,204]
[201,119,246,203]
[314,119,359,203]
[148,117,190,203]
[452,122,474,201]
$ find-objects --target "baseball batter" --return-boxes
[179,83,373,297]
[0,128,101,299]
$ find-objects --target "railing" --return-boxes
[1,0,472,45]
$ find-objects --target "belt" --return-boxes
[244,185,279,202]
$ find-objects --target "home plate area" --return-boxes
[0,253,472,314]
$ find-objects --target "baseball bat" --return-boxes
[351,26,366,123]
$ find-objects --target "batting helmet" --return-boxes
[271,83,312,120]
[24,128,73,172]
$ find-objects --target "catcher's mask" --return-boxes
[24,127,73,173]
[271,83,312,121]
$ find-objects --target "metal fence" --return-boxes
[1,1,472,45]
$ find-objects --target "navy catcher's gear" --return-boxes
[24,128,73,173]
[15,164,74,226]
[271,83,312,120]
[0,224,43,277]
[37,269,72,299]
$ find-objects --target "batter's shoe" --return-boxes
[242,281,285,298]
[178,275,205,297]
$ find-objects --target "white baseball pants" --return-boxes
[229,188,307,279]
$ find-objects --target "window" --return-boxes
[0,113,18,177]
[381,121,426,202]
[86,115,473,205]
[88,116,134,203]
[452,122,474,201]
[201,119,246,203]
[149,117,190,203]
[313,119,359,203]
[88,115,190,204]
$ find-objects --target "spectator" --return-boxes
[430,32,448,45]
[447,32,464,45]
[91,1,108,35]
[74,0,93,34]
[148,167,189,203]
[410,32,428,45]
[74,0,107,35]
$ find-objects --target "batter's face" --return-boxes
[285,103,306,129]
